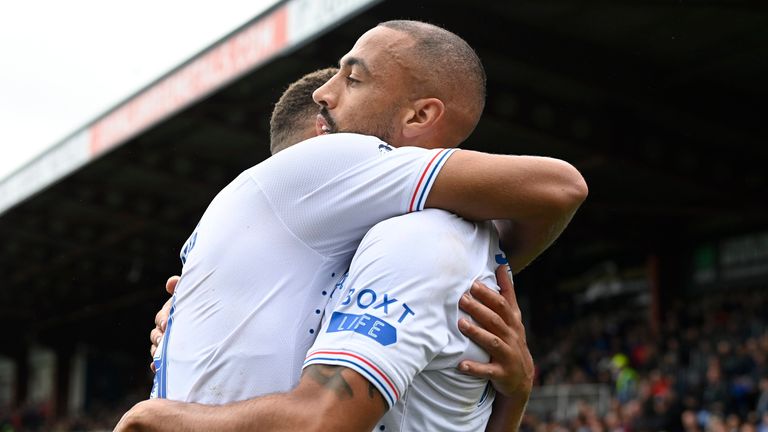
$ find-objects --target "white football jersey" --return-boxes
[151,133,457,403]
[305,209,507,432]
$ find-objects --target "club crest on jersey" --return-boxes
[378,143,393,154]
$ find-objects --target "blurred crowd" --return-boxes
[1,288,766,432]
[0,390,141,432]
[522,289,768,432]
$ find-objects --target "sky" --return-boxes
[0,0,278,181]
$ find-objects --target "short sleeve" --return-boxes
[303,211,472,409]
[251,133,457,258]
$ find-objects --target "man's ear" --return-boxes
[402,98,445,138]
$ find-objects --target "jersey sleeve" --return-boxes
[303,211,472,409]
[251,133,458,258]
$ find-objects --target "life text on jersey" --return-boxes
[326,274,415,346]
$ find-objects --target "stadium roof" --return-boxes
[1,0,766,350]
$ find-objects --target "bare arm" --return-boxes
[486,393,530,432]
[426,151,588,273]
[115,365,386,432]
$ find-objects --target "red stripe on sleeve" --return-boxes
[308,350,400,400]
[408,150,445,212]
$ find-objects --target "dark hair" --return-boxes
[269,67,338,154]
[378,20,486,140]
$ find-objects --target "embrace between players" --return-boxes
[115,20,588,432]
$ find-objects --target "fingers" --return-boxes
[458,316,514,360]
[154,297,173,331]
[469,282,516,328]
[460,268,536,398]
[494,264,519,310]
[166,275,180,295]
[466,266,525,338]
[151,328,163,348]
[150,328,162,361]
[458,359,504,380]
[459,290,510,339]
[458,316,535,396]
[150,297,172,366]
[147,278,177,375]
[154,310,164,330]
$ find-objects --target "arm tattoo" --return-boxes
[304,365,389,411]
[305,365,354,400]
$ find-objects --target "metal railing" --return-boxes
[526,384,612,421]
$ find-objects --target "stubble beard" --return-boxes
[320,105,398,145]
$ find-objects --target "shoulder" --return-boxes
[284,133,386,156]
[308,132,386,147]
[260,133,380,168]
[251,133,391,185]
[368,209,473,243]
[360,210,476,274]
[277,133,432,162]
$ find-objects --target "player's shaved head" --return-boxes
[270,67,338,155]
[377,20,486,144]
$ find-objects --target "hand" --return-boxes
[149,276,179,372]
[457,265,534,398]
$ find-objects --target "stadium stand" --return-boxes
[0,0,766,430]
[522,288,768,431]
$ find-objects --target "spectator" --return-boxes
[611,353,639,404]
[757,378,768,419]
[526,287,767,431]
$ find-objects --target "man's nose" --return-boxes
[313,79,337,109]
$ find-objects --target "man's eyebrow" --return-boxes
[341,57,371,75]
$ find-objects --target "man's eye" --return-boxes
[346,76,360,84]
